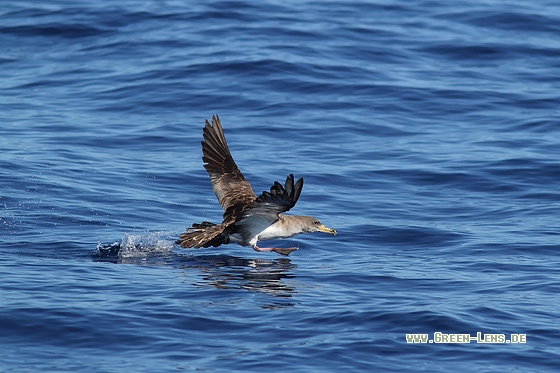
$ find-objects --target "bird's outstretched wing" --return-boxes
[202,115,257,217]
[240,174,303,221]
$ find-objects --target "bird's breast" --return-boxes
[256,220,298,241]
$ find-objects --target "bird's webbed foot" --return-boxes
[252,245,298,256]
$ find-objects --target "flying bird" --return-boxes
[176,115,336,256]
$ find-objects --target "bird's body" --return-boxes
[177,115,336,256]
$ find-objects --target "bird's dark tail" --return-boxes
[176,221,229,248]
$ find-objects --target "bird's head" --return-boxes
[300,216,337,236]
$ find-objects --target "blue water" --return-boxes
[1,0,560,371]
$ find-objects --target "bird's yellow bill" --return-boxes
[319,224,337,236]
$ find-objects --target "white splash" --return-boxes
[116,231,174,259]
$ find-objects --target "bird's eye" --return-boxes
[313,220,320,225]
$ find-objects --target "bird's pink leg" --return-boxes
[253,245,298,256]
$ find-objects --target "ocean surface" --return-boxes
[1,0,560,371]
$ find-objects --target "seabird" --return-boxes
[176,115,337,256]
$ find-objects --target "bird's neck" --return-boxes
[276,215,307,236]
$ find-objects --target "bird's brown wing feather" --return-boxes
[202,115,256,218]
